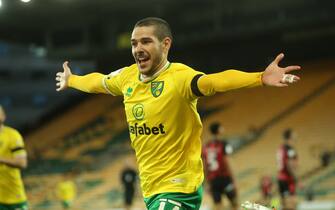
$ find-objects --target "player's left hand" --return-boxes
[261,53,301,87]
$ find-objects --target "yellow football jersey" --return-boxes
[0,125,27,204]
[103,63,204,197]
[57,180,76,201]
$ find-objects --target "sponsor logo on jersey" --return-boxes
[151,81,164,97]
[125,87,133,97]
[132,103,144,120]
[129,123,166,136]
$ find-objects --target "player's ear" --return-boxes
[162,37,172,52]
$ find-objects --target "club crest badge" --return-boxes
[151,81,164,97]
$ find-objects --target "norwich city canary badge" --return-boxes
[151,81,164,97]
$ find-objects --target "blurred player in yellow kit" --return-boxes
[56,171,77,209]
[0,105,28,210]
[56,17,301,210]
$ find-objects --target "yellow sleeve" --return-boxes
[198,70,263,96]
[102,68,124,96]
[68,73,108,94]
[11,130,27,157]
[172,64,204,100]
[68,68,126,96]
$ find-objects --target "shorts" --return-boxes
[0,201,28,210]
[209,176,237,203]
[144,186,203,210]
[62,200,73,209]
[278,179,296,197]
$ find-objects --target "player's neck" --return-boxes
[140,60,170,82]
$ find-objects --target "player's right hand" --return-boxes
[56,61,72,91]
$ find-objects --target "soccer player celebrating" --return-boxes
[277,129,298,210]
[202,122,238,210]
[56,17,301,210]
[0,105,29,210]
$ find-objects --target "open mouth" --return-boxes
[138,57,149,65]
[136,54,150,66]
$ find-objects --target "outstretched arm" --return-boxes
[0,155,27,169]
[55,61,108,94]
[197,53,301,96]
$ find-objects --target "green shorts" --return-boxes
[144,186,203,210]
[62,200,72,209]
[0,201,28,210]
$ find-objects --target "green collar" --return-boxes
[138,61,171,83]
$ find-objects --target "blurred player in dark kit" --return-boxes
[202,122,238,210]
[277,129,298,210]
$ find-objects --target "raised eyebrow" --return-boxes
[141,37,153,41]
[131,37,153,42]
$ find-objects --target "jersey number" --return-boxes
[207,150,219,171]
[158,199,181,210]
[276,150,284,170]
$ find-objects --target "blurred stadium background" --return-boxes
[0,0,335,209]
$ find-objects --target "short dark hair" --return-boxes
[283,128,292,140]
[134,17,173,41]
[210,122,220,135]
